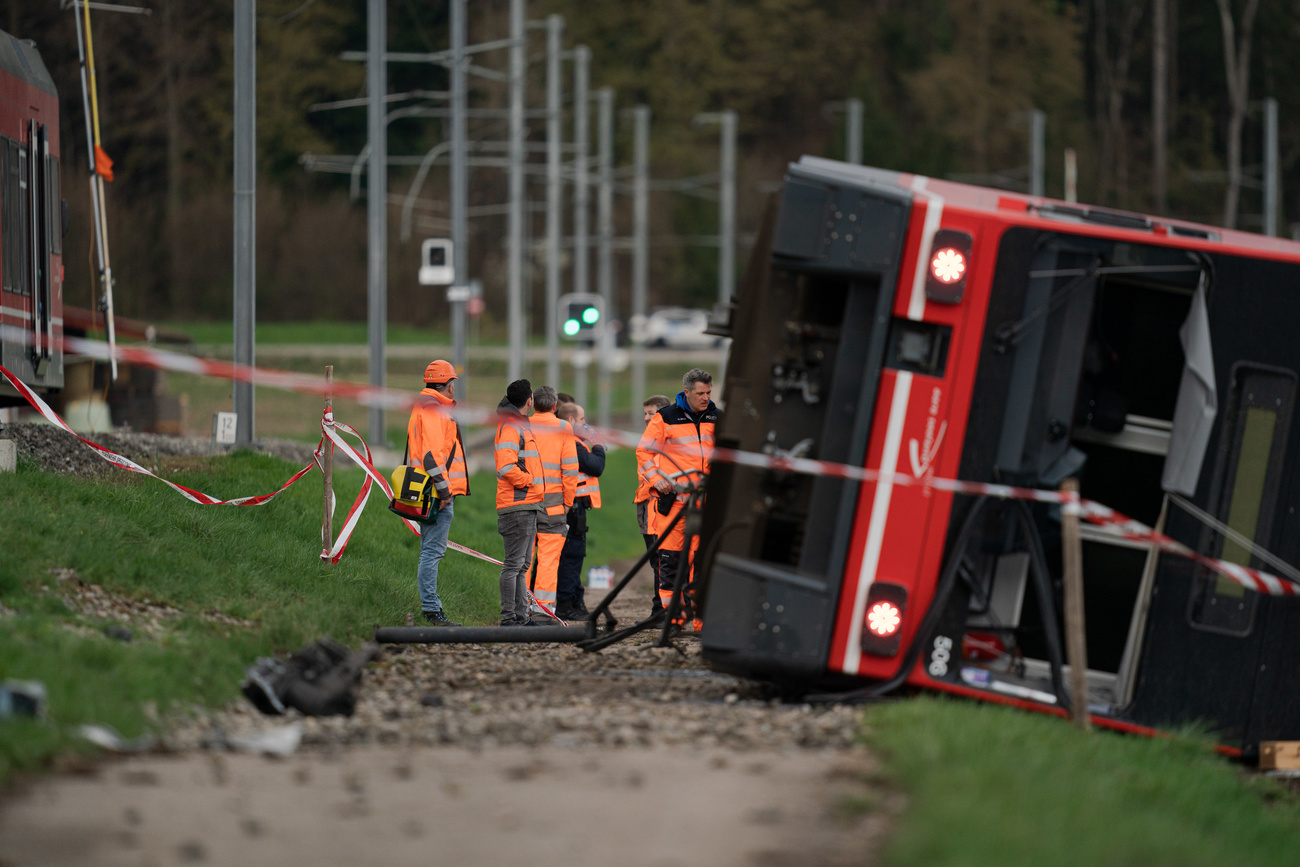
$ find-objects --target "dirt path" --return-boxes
[0,590,896,866]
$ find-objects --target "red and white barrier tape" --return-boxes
[2,363,316,507]
[6,328,1297,599]
[0,362,504,572]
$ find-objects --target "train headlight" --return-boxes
[867,601,901,636]
[924,229,973,304]
[931,248,966,284]
[860,582,908,656]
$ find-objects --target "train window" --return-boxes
[1189,365,1295,635]
[0,136,23,297]
[1,137,8,294]
[13,139,29,297]
[46,154,59,257]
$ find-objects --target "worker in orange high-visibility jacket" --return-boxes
[637,369,720,629]
[407,360,469,627]
[495,379,544,626]
[636,394,672,616]
[528,386,578,611]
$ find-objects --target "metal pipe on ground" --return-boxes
[374,624,593,644]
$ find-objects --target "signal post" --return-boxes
[558,293,603,407]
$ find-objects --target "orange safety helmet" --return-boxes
[424,359,457,385]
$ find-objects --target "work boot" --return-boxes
[554,601,582,621]
[423,610,461,627]
[574,598,590,617]
[500,617,520,627]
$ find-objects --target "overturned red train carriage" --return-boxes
[699,156,1300,757]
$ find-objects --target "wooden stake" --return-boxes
[322,365,334,562]
[1060,477,1090,730]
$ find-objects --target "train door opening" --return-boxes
[949,232,1205,711]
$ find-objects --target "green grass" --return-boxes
[866,696,1300,867]
[0,446,643,781]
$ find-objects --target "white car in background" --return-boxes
[635,307,725,350]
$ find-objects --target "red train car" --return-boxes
[700,156,1300,757]
[0,28,63,404]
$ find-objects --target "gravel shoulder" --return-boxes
[0,591,896,866]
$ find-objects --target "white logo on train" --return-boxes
[908,386,947,491]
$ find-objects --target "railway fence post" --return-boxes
[1061,477,1090,730]
[322,365,334,561]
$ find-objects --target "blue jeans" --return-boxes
[417,498,455,613]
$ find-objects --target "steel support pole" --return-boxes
[596,87,614,430]
[506,0,526,382]
[1029,109,1045,198]
[73,3,116,380]
[719,110,736,305]
[573,46,590,299]
[1264,97,1279,237]
[545,14,564,388]
[573,350,589,408]
[1153,0,1168,213]
[450,0,469,382]
[233,0,256,445]
[631,104,650,424]
[1064,148,1078,203]
[366,0,387,446]
[845,97,863,165]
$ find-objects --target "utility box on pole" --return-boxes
[419,239,455,286]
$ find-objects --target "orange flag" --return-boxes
[93,145,114,182]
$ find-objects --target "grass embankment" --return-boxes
[867,696,1300,866]
[0,445,644,782]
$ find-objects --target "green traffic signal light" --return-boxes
[563,319,581,336]
[581,306,600,325]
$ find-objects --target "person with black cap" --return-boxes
[495,379,544,625]
[406,360,468,626]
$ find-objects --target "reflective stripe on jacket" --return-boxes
[575,441,604,509]
[494,398,544,514]
[531,411,579,517]
[406,387,468,499]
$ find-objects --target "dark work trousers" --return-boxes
[497,509,538,623]
[645,534,662,612]
[557,529,586,606]
[656,547,695,622]
[557,501,588,606]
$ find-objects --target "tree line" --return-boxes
[2,0,1294,326]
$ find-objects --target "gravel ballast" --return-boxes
[4,422,319,476]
